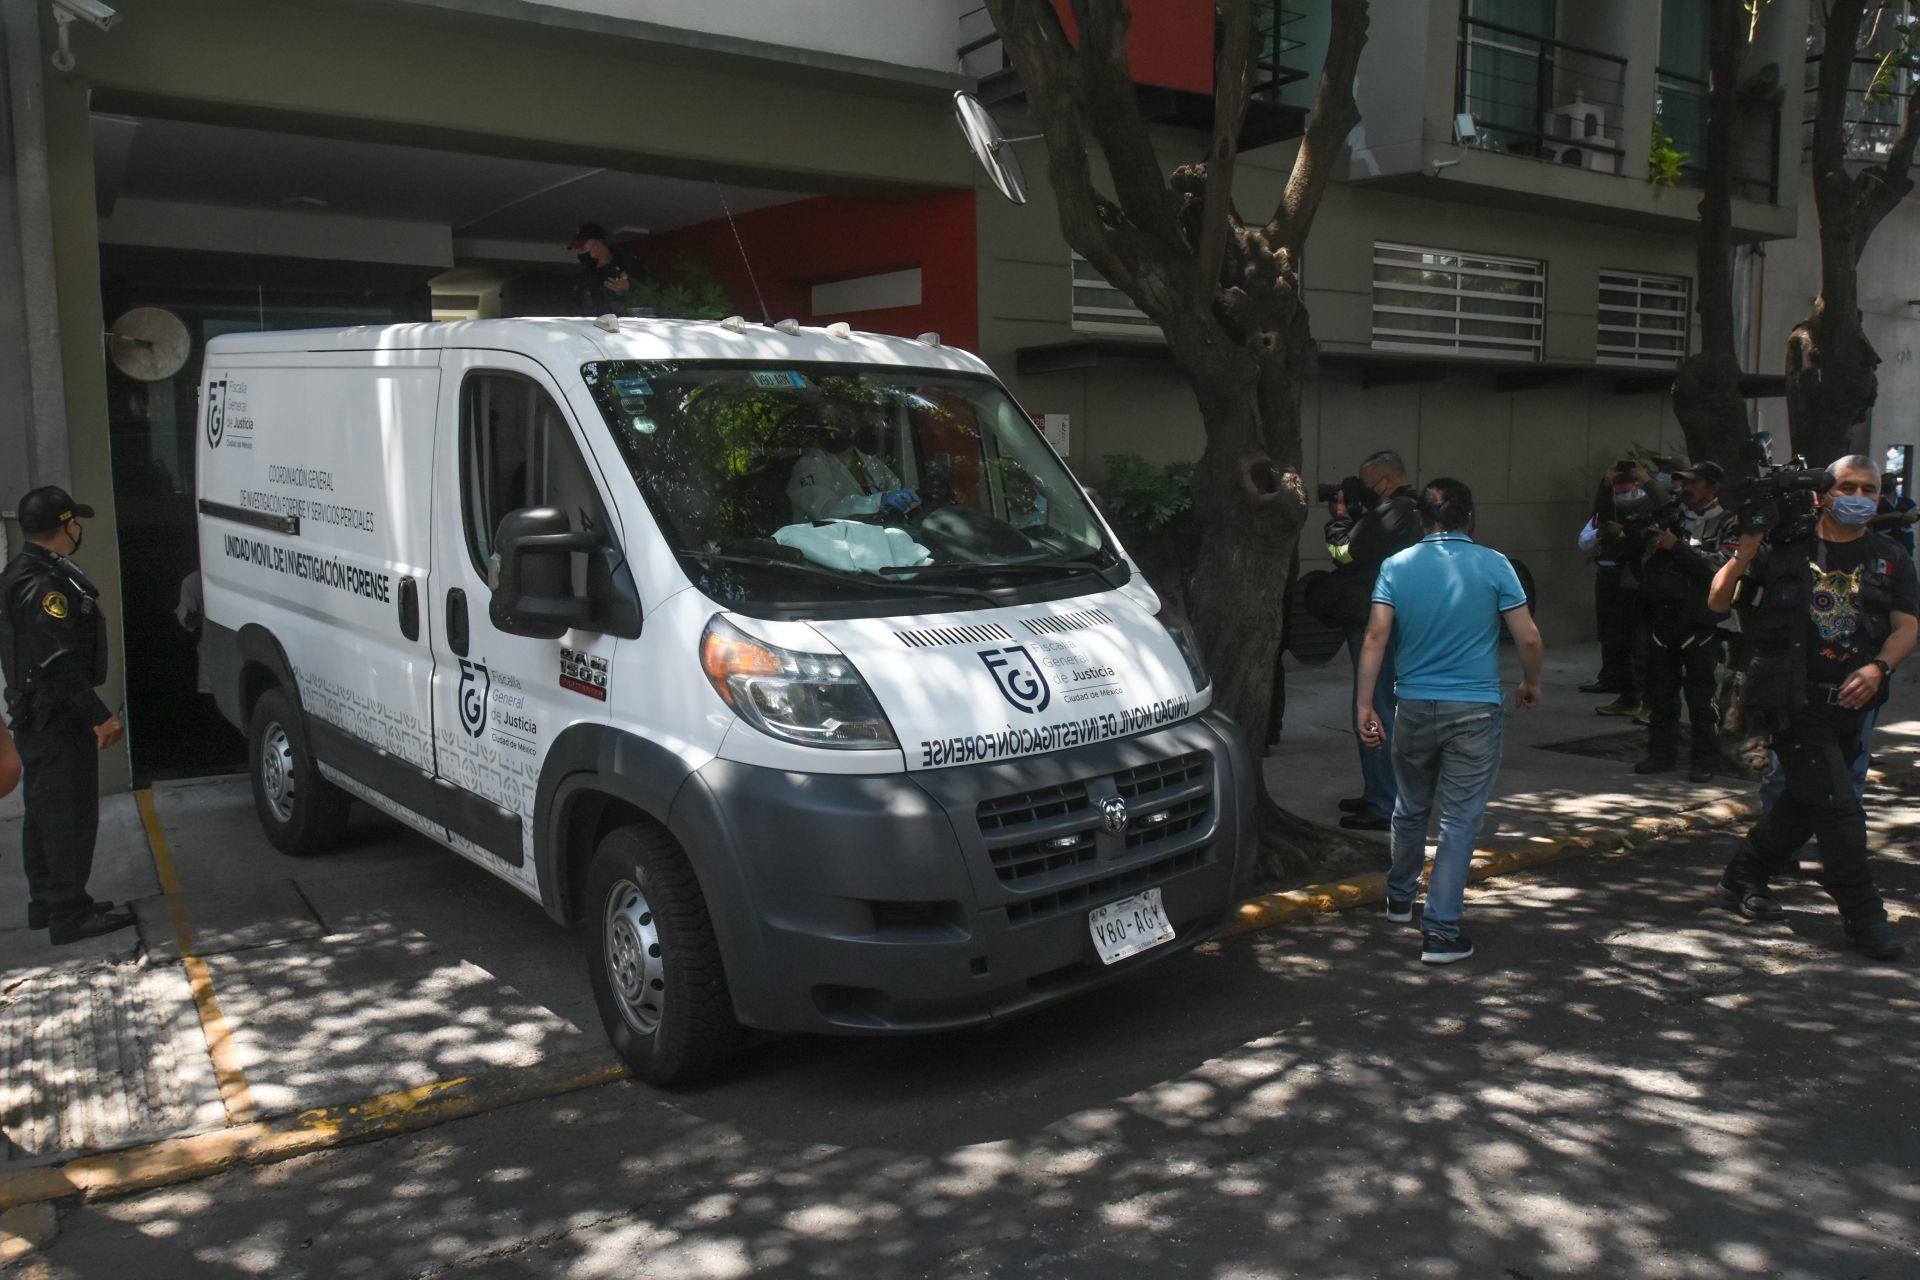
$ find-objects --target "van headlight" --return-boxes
[700,616,897,750]
[1159,613,1211,693]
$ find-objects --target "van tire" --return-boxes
[584,823,742,1086]
[248,688,350,856]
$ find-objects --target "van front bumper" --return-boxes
[667,709,1254,1035]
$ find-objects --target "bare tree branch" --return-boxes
[1194,0,1255,291]
[1270,0,1370,253]
[1069,0,1184,249]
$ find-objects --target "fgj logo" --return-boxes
[205,379,228,448]
[979,645,1051,715]
[457,659,491,738]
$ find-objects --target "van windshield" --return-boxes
[581,360,1124,609]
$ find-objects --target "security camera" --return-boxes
[53,0,119,32]
[1453,113,1478,145]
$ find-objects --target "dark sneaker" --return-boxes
[1718,878,1785,921]
[1420,934,1475,964]
[30,898,112,930]
[48,909,136,945]
[1339,810,1390,832]
[1688,763,1715,784]
[1845,919,1905,962]
[1633,756,1675,775]
[1597,698,1642,717]
[1385,897,1413,923]
[1579,680,1622,694]
[1337,796,1370,815]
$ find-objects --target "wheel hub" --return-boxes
[260,723,296,823]
[604,879,664,1035]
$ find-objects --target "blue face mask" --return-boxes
[1829,494,1879,527]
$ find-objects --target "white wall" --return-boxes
[526,0,957,73]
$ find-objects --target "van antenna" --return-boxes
[714,181,771,324]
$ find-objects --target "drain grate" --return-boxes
[1,960,224,1160]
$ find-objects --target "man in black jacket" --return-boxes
[1709,457,1917,962]
[1,487,132,943]
[1634,462,1737,781]
[1325,450,1422,831]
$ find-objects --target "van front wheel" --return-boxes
[247,688,350,856]
[584,824,741,1086]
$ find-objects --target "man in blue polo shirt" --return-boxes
[1355,478,1544,963]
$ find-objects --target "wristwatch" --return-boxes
[1870,658,1893,679]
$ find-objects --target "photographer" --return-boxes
[1710,456,1918,962]
[1634,462,1736,781]
[1577,462,1651,717]
[1323,450,1421,831]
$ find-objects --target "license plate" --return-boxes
[1088,887,1176,965]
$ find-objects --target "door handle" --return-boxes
[447,588,469,657]
[398,576,419,642]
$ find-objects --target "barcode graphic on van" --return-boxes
[223,534,392,604]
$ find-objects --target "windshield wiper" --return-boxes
[679,551,999,604]
[876,556,1124,588]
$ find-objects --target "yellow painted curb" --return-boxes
[1227,797,1759,937]
[0,1051,626,1211]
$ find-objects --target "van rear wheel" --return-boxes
[584,824,742,1086]
[247,688,350,856]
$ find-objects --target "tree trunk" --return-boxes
[1670,0,1754,481]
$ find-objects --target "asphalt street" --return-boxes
[29,820,1919,1280]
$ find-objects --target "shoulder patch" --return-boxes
[41,591,68,619]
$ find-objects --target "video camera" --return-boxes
[1728,434,1830,543]
[1317,475,1369,510]
[1610,455,1685,542]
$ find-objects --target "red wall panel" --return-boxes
[1047,0,1213,95]
[630,191,979,353]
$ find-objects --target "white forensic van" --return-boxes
[196,317,1252,1083]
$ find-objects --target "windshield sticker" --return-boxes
[560,646,609,701]
[612,377,652,397]
[979,645,1051,714]
[750,370,809,389]
[919,696,1193,769]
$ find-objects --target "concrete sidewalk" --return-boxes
[1265,638,1920,853]
[2,640,1915,1196]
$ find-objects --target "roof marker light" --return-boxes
[720,315,749,333]
[917,332,942,347]
[593,313,620,333]
[826,322,852,339]
[774,318,802,335]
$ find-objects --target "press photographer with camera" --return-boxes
[1576,461,1654,717]
[1322,450,1422,831]
[1633,461,1736,781]
[1710,455,1918,962]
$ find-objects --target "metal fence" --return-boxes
[1455,15,1629,174]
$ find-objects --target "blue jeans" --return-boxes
[1348,630,1398,817]
[1758,700,1877,808]
[1387,700,1504,943]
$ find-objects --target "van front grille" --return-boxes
[972,749,1216,894]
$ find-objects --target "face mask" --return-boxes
[1829,494,1878,527]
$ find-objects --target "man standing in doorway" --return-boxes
[1356,479,1543,964]
[1326,450,1421,830]
[1,487,133,944]
[1711,456,1917,962]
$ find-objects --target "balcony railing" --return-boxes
[1455,15,1629,175]
[1655,68,1782,204]
[1803,52,1916,161]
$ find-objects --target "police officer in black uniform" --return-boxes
[1634,462,1737,781]
[1709,456,1918,962]
[2,486,133,943]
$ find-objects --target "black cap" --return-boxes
[16,486,94,535]
[567,221,608,250]
[1672,461,1726,487]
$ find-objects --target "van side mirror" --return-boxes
[490,506,597,638]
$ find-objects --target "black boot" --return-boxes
[1845,918,1905,962]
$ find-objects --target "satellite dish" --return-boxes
[106,307,192,382]
[953,91,1029,205]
